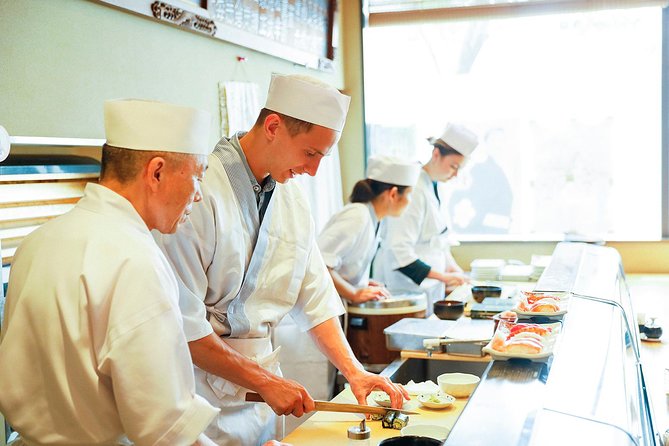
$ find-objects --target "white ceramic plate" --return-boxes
[417,392,455,409]
[370,390,392,407]
[482,321,561,363]
[368,391,417,410]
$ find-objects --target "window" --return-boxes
[363,4,663,240]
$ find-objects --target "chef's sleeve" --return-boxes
[317,205,364,270]
[98,259,219,446]
[290,236,345,332]
[153,192,217,342]
[397,259,432,285]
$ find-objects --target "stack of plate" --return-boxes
[498,264,534,282]
[470,259,506,281]
[530,255,552,281]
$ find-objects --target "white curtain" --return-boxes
[293,144,344,232]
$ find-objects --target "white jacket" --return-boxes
[0,183,217,446]
[318,202,380,289]
[374,169,454,295]
[155,134,344,445]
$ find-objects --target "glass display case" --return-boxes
[444,242,663,446]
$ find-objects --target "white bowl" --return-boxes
[401,424,451,440]
[417,392,455,409]
[437,373,480,398]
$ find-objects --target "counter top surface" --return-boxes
[283,273,669,443]
[282,387,469,445]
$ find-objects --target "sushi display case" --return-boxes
[439,242,663,445]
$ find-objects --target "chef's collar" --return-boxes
[365,202,380,231]
[230,132,276,196]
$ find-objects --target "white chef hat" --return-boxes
[427,123,478,157]
[104,99,212,156]
[366,156,421,187]
[264,73,351,132]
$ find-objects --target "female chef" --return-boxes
[374,123,479,308]
[318,156,421,304]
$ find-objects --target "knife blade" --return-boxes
[244,392,419,415]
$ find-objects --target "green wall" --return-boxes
[0,0,346,146]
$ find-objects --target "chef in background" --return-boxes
[374,123,479,308]
[318,155,421,304]
[154,74,408,446]
[0,99,220,446]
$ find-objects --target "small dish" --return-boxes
[370,390,392,407]
[417,392,455,409]
[401,424,451,440]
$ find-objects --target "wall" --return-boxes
[0,0,346,143]
[452,241,669,274]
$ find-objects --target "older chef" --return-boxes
[0,99,220,446]
[318,156,421,304]
[374,123,479,308]
[154,74,408,446]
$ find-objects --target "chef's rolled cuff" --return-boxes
[157,394,219,446]
[396,259,432,285]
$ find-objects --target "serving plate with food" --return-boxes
[482,320,561,362]
[417,392,455,409]
[514,291,570,319]
[369,390,417,411]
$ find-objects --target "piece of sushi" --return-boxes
[392,412,409,430]
[381,410,397,428]
[369,412,385,421]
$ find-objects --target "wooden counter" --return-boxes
[282,387,469,445]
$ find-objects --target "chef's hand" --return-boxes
[348,369,409,409]
[263,441,292,446]
[439,272,468,287]
[446,264,464,274]
[258,376,315,417]
[351,285,390,303]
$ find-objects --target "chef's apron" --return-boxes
[196,146,282,446]
[197,337,281,446]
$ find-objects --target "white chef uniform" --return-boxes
[318,156,421,293]
[374,170,451,298]
[154,133,345,446]
[0,183,218,446]
[318,202,381,290]
[374,124,478,307]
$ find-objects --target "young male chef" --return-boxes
[374,123,479,309]
[154,74,408,445]
[0,99,221,446]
